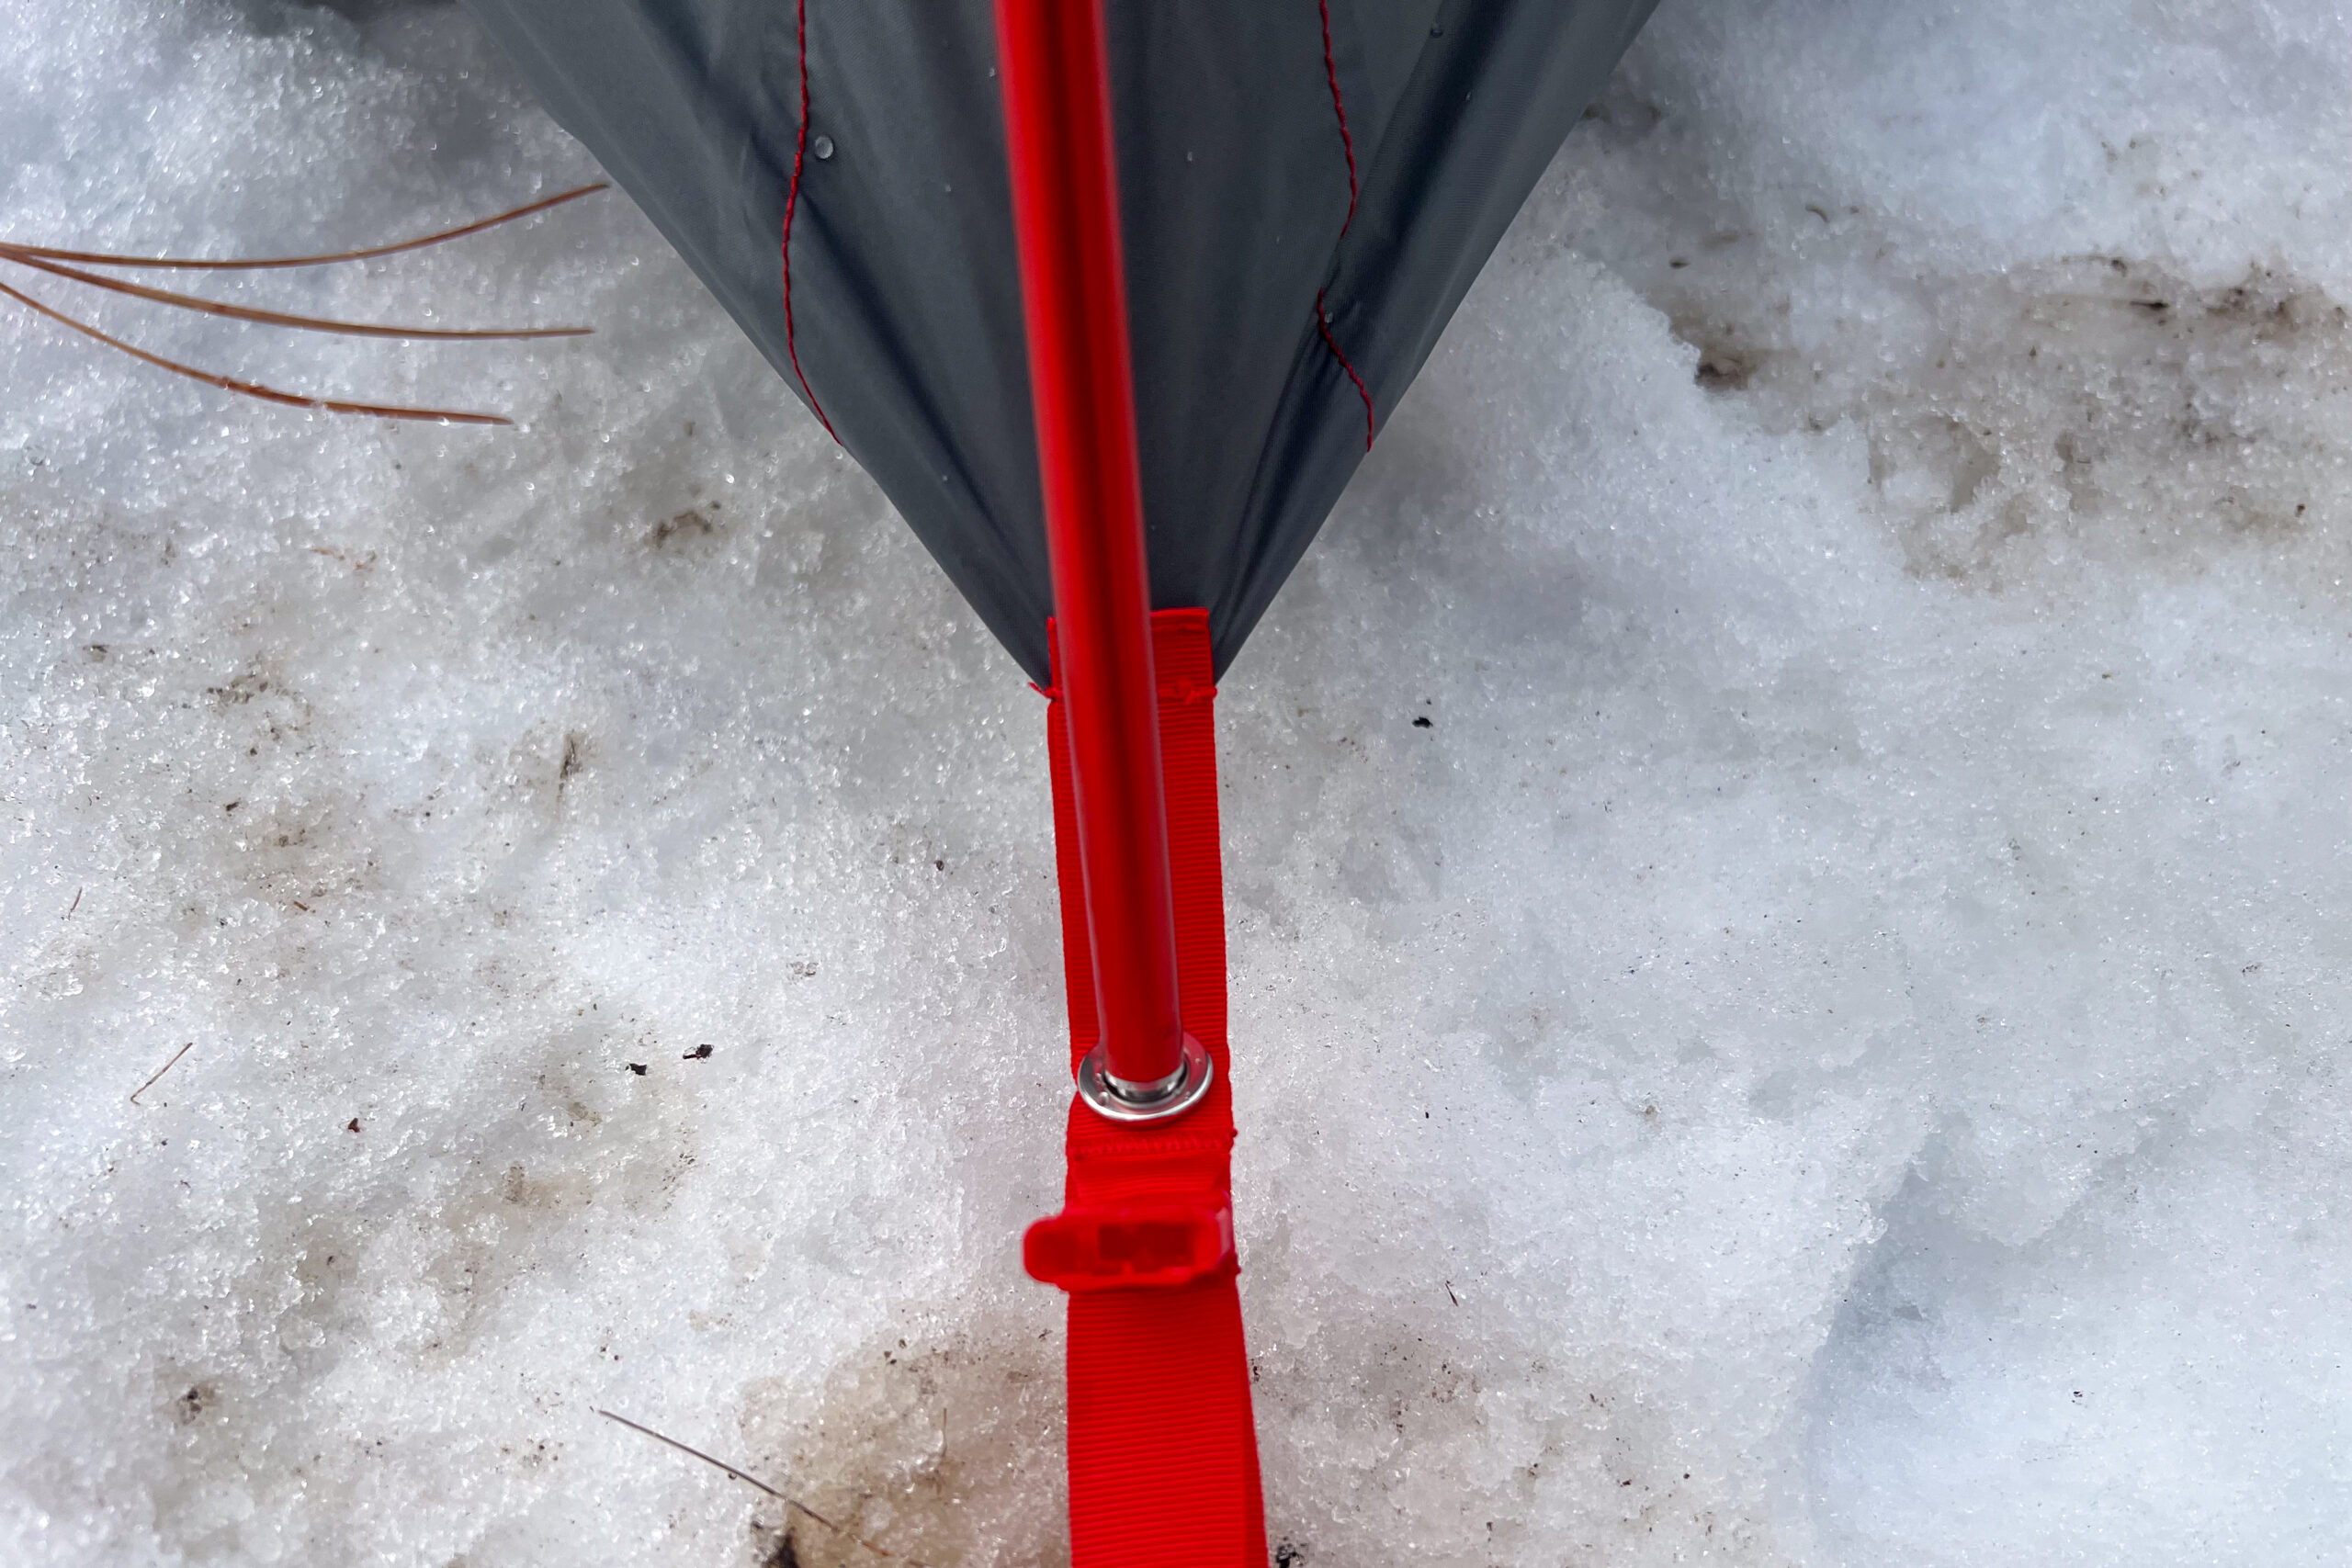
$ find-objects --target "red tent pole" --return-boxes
[996,0,1202,1110]
[1000,19,1259,1564]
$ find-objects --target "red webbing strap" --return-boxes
[1032,608,1267,1568]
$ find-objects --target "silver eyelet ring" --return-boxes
[1074,1033,1214,1123]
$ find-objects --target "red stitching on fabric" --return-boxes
[1316,0,1360,225]
[1158,679,1217,705]
[1318,289,1374,451]
[781,0,839,443]
[1315,1,1374,449]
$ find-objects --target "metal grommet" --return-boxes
[1074,1033,1213,1123]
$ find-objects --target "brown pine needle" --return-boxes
[0,277,510,425]
[0,251,590,341]
[129,1042,193,1106]
[6,182,608,272]
[593,1408,919,1565]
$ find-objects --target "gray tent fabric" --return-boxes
[464,0,1659,683]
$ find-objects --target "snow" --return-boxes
[3,0,2346,1563]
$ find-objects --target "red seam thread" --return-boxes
[1317,291,1375,451]
[1316,0,1360,225]
[1315,1,1374,449]
[781,0,838,443]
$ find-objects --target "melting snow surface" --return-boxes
[3,1,2347,1563]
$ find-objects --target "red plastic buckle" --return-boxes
[1023,1203,1235,1292]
